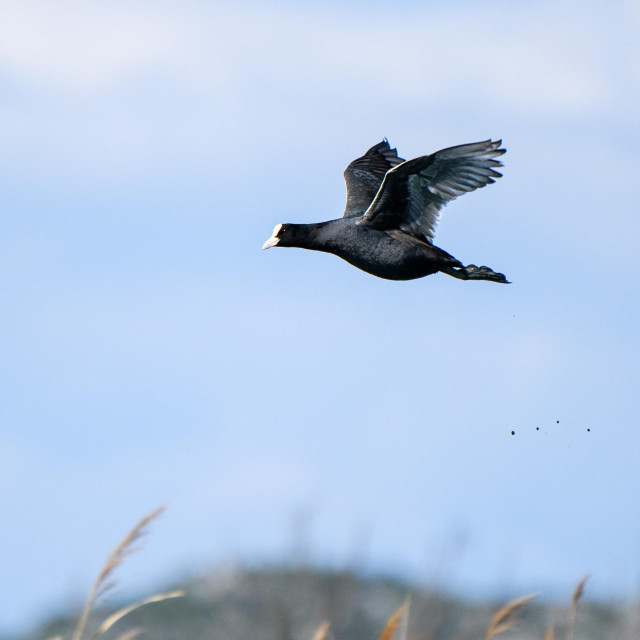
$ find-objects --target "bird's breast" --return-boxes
[324,228,444,281]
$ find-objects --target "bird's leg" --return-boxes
[442,264,510,284]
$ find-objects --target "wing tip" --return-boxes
[490,138,507,156]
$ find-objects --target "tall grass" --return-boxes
[483,594,537,639]
[43,507,597,640]
[313,578,590,640]
[62,506,183,640]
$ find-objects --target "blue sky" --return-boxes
[1,0,640,634]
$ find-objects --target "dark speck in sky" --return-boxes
[511,430,515,435]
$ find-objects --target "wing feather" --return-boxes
[357,139,505,242]
[343,140,405,218]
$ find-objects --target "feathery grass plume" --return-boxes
[567,575,589,640]
[545,624,555,640]
[311,621,331,640]
[114,628,144,640]
[483,594,536,639]
[378,600,410,640]
[398,596,410,640]
[87,591,184,640]
[72,505,167,640]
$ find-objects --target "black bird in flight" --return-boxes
[263,139,509,283]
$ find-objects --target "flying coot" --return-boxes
[262,139,509,283]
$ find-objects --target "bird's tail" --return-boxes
[442,264,510,284]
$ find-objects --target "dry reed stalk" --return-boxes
[311,621,331,640]
[86,591,184,640]
[545,624,555,640]
[378,600,410,640]
[114,628,144,640]
[398,596,410,640]
[483,594,536,639]
[71,506,167,640]
[567,575,589,640]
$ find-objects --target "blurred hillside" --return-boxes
[15,567,640,640]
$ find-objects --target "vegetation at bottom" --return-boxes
[10,508,640,640]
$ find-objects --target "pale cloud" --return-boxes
[0,0,635,192]
[0,0,632,195]
[0,1,626,114]
[0,3,189,92]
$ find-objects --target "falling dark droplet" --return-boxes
[511,430,515,435]
[556,420,560,424]
[587,428,591,432]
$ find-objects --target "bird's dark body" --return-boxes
[285,219,461,281]
[263,138,509,284]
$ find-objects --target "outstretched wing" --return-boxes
[343,140,405,218]
[357,140,505,242]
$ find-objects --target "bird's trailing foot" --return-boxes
[442,264,510,284]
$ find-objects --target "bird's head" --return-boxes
[262,223,296,249]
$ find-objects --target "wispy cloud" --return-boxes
[0,1,629,107]
[1,0,633,196]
